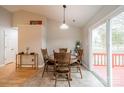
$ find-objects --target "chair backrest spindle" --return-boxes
[41,49,49,63]
[54,52,71,65]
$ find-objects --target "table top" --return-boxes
[49,54,78,64]
[17,53,38,55]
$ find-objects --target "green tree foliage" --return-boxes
[112,31,124,46]
[97,30,124,48]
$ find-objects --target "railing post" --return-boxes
[94,54,96,66]
[112,54,114,68]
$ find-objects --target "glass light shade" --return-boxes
[60,23,69,29]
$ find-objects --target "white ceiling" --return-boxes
[2,5,103,28]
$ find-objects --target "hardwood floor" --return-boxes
[0,62,104,87]
[0,63,39,87]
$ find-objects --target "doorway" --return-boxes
[0,27,5,66]
[4,28,18,64]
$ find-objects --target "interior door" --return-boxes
[5,28,18,64]
[0,28,5,65]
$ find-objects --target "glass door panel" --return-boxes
[92,23,107,83]
[111,12,124,87]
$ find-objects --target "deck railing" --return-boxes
[93,53,124,67]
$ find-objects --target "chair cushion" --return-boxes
[70,62,79,66]
[47,61,54,65]
[56,66,70,73]
[48,58,54,62]
[56,69,69,73]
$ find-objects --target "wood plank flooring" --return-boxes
[0,63,39,87]
[0,63,104,87]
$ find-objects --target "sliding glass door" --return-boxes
[91,23,107,84]
[91,6,124,87]
[111,12,124,87]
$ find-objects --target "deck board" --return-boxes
[93,66,124,87]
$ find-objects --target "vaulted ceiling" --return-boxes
[2,5,103,28]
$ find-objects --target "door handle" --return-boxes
[11,49,14,50]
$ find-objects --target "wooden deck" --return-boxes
[93,66,124,87]
[113,67,124,87]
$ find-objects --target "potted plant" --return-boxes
[74,41,81,53]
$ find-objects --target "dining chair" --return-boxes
[70,49,83,78]
[59,48,68,53]
[54,51,71,87]
[41,48,54,78]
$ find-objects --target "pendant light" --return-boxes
[60,5,69,29]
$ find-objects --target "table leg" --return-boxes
[20,55,22,69]
[34,55,36,69]
[16,54,17,69]
[37,54,38,69]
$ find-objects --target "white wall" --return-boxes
[0,6,12,66]
[81,5,120,68]
[13,10,46,27]
[47,20,82,54]
[18,26,42,53]
[13,10,47,49]
[0,6,12,27]
[13,10,47,66]
[18,25,43,65]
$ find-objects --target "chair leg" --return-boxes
[78,66,83,79]
[77,67,79,72]
[42,64,46,78]
[69,67,72,81]
[53,66,56,77]
[47,65,49,74]
[67,74,71,87]
[46,65,48,72]
[77,61,83,79]
[55,74,57,87]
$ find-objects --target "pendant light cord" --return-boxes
[63,5,66,24]
[60,5,69,29]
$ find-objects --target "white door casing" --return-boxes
[0,28,5,66]
[4,28,18,64]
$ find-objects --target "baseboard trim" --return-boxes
[91,71,107,87]
[0,63,45,68]
[82,62,106,87]
[5,62,14,65]
[38,64,44,68]
[0,64,5,67]
[82,62,90,71]
[20,64,44,68]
